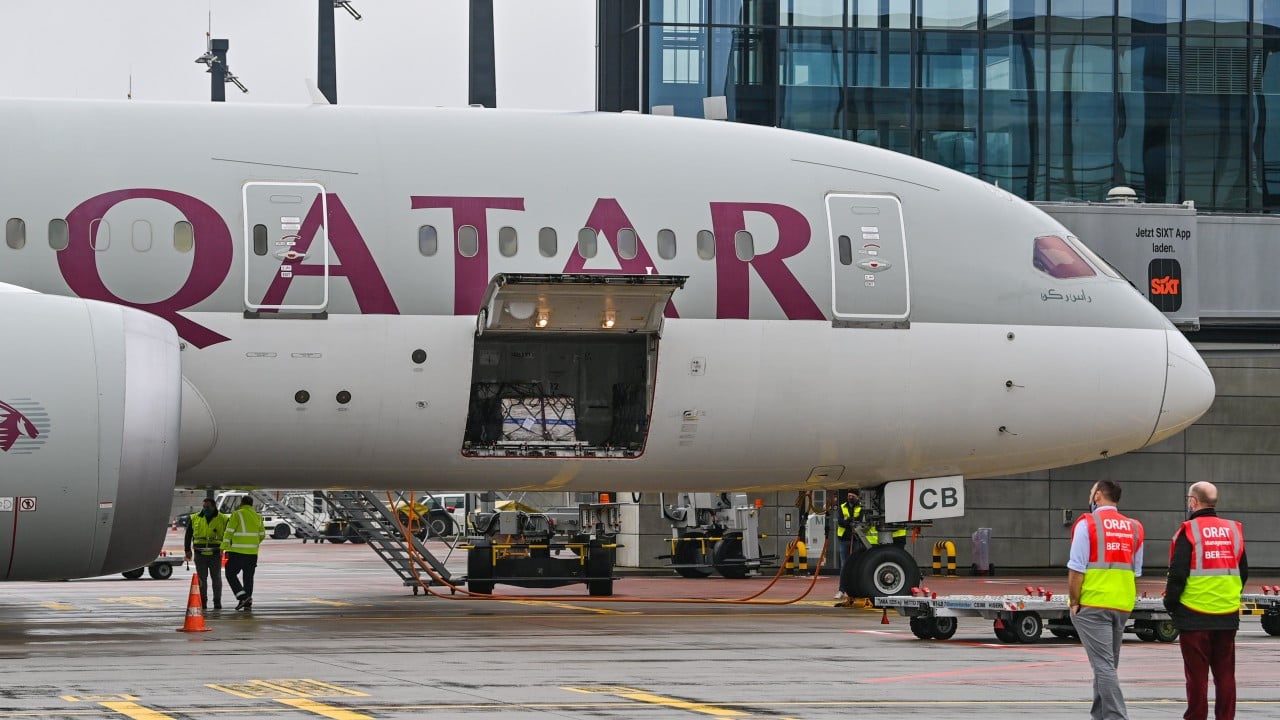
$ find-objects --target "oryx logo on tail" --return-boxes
[0,399,50,454]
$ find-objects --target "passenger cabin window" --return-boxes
[253,224,269,256]
[132,220,153,252]
[539,227,557,257]
[49,218,70,251]
[5,218,25,249]
[418,225,438,256]
[88,219,108,251]
[458,225,479,258]
[734,230,755,261]
[577,228,598,259]
[696,230,715,260]
[1033,235,1095,279]
[174,221,194,253]
[618,228,638,260]
[498,226,518,257]
[657,228,676,259]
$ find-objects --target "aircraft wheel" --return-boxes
[272,524,291,540]
[909,617,933,639]
[853,545,920,598]
[121,568,145,580]
[931,616,958,640]
[712,531,749,579]
[147,563,173,580]
[1261,612,1280,637]
[1011,611,1043,643]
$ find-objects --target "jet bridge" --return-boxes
[463,273,685,459]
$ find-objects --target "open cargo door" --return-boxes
[465,274,686,459]
[477,273,685,335]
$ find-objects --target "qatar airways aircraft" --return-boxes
[0,98,1213,582]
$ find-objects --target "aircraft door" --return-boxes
[825,193,909,328]
[242,181,329,313]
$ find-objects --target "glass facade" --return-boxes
[609,0,1280,211]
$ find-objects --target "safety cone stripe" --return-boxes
[177,574,213,633]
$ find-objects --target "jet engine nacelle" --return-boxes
[0,286,181,580]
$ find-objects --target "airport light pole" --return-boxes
[194,36,248,101]
[318,1,363,105]
[469,0,497,108]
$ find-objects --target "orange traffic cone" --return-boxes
[176,574,213,633]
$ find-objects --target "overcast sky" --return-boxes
[0,0,596,109]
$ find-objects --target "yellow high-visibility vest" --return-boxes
[222,507,266,555]
[1179,517,1243,615]
[191,513,228,554]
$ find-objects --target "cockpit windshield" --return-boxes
[1064,235,1123,279]
[1033,235,1096,279]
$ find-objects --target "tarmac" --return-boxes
[0,532,1277,720]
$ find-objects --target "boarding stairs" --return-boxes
[322,491,456,593]
[249,490,325,542]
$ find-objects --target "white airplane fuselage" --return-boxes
[0,99,1213,496]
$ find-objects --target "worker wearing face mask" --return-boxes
[1164,481,1248,720]
[184,497,230,610]
[1067,480,1144,720]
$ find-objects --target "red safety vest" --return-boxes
[1075,508,1144,612]
[1173,516,1243,615]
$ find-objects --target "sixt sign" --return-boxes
[1149,258,1183,312]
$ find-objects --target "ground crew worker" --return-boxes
[222,495,266,611]
[834,490,860,601]
[1164,481,1248,720]
[1067,480,1144,720]
[184,497,229,610]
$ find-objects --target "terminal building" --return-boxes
[595,2,1280,571]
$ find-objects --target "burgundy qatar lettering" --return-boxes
[259,195,398,314]
[709,202,823,320]
[53,189,825,347]
[60,189,233,348]
[409,195,525,315]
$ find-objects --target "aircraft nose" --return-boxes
[1148,329,1215,446]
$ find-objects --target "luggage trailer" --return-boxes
[1242,588,1280,636]
[878,585,1280,643]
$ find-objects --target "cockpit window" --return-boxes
[1033,235,1096,279]
[1065,235,1122,279]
